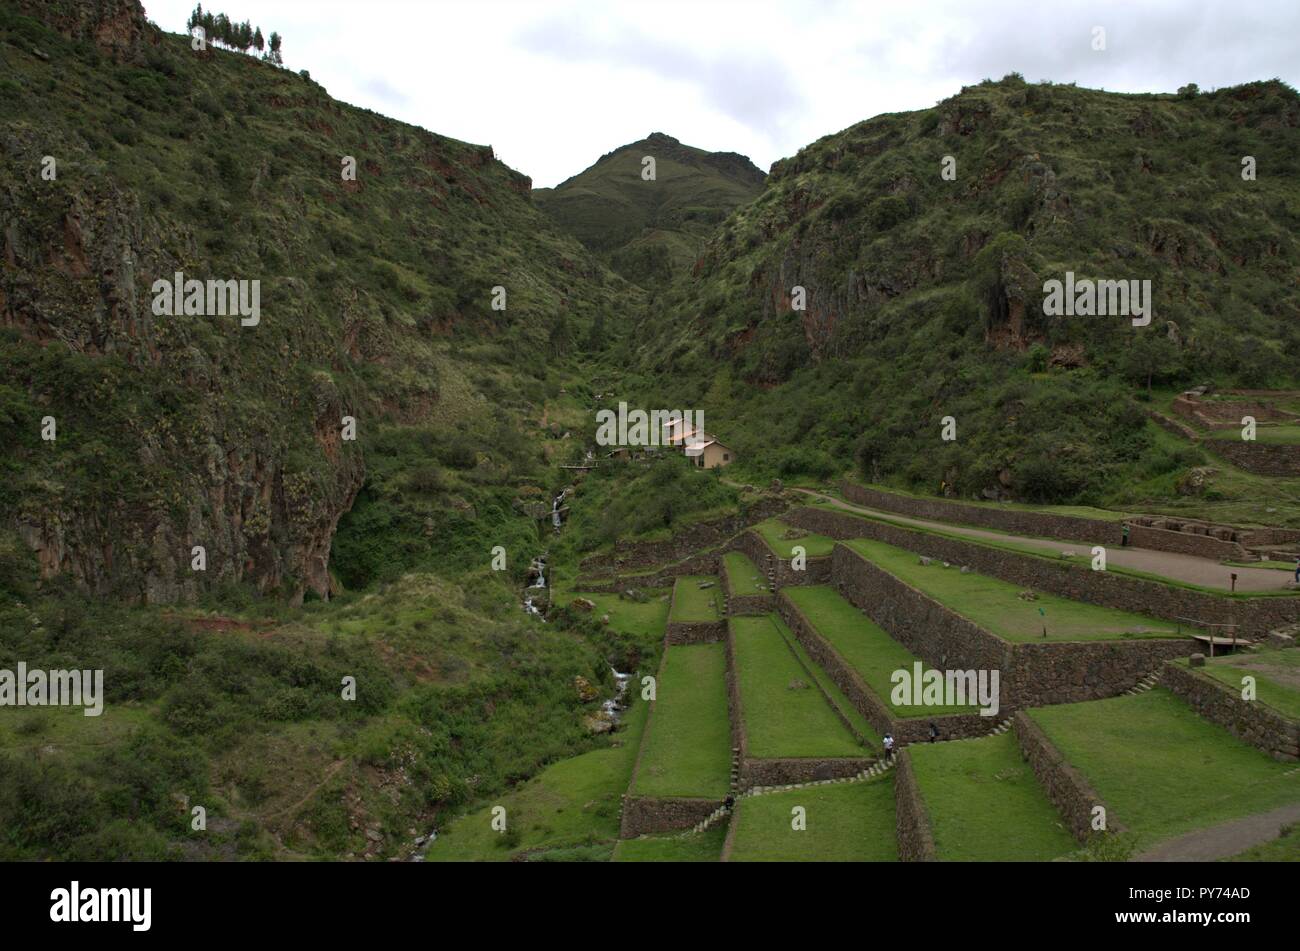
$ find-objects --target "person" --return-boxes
[1294,556,1299,584]
[882,733,894,762]
[1121,523,1130,547]
[928,722,939,743]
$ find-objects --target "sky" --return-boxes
[143,0,1300,187]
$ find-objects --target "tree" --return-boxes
[1121,332,1181,394]
[266,31,283,65]
[253,27,264,53]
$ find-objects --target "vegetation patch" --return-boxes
[908,732,1076,861]
[1030,689,1298,848]
[669,576,723,622]
[844,537,1189,641]
[784,586,978,716]
[727,779,897,861]
[731,616,863,758]
[631,644,731,798]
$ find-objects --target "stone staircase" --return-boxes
[743,755,896,799]
[1123,670,1163,697]
[683,802,733,837]
[988,717,1014,736]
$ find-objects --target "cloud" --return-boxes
[359,76,408,107]
[514,19,808,143]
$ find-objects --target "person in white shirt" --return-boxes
[882,733,895,761]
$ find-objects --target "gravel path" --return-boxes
[791,489,1293,593]
[1133,802,1300,861]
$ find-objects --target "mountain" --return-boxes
[0,0,640,605]
[633,75,1300,521]
[533,132,765,286]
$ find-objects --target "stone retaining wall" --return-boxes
[830,544,1196,707]
[786,506,1300,639]
[1161,662,1300,762]
[839,480,1261,560]
[579,496,791,576]
[586,550,722,593]
[719,548,774,615]
[664,619,726,645]
[728,528,831,588]
[839,480,1120,545]
[1206,439,1300,478]
[725,618,873,788]
[619,795,726,837]
[1014,711,1119,844]
[1127,523,1246,560]
[894,750,937,862]
[776,592,997,743]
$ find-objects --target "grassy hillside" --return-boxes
[534,132,765,286]
[627,75,1300,518]
[0,1,641,604]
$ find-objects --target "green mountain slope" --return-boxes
[533,132,765,286]
[0,1,641,604]
[632,75,1300,517]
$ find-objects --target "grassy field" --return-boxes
[907,733,1076,861]
[428,697,650,861]
[1224,823,1300,861]
[780,618,881,748]
[1206,425,1300,445]
[669,576,723,622]
[843,538,1187,642]
[726,779,898,861]
[723,551,766,595]
[784,586,979,717]
[553,586,671,643]
[730,616,864,758]
[1183,649,1300,720]
[753,519,836,558]
[1030,689,1300,849]
[631,644,731,798]
[612,823,727,862]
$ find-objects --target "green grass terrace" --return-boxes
[1178,647,1300,720]
[907,733,1075,861]
[730,616,864,758]
[752,518,836,558]
[1030,689,1299,849]
[843,538,1190,642]
[668,575,723,622]
[612,824,726,862]
[722,550,766,595]
[784,586,978,717]
[630,643,731,799]
[726,780,897,862]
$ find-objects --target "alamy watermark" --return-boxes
[595,402,706,454]
[1,663,104,716]
[1042,271,1151,326]
[151,270,260,326]
[890,662,1000,716]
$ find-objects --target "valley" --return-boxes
[0,0,1297,872]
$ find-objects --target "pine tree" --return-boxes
[253,27,264,53]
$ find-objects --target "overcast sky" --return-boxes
[143,0,1300,187]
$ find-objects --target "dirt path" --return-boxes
[790,488,1291,593]
[1133,802,1300,861]
[260,759,346,822]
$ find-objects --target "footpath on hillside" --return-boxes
[785,488,1290,594]
[1133,801,1300,861]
